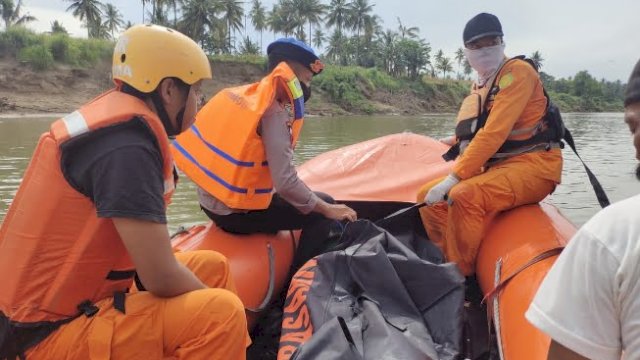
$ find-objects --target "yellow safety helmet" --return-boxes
[112,24,212,93]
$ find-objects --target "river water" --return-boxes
[1,113,639,231]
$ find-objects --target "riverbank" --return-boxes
[0,28,625,116]
[0,56,470,116]
[0,56,626,117]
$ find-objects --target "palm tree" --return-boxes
[66,0,103,38]
[376,29,397,75]
[179,0,218,46]
[325,0,350,34]
[88,17,110,39]
[433,49,444,77]
[140,0,149,22]
[294,0,325,43]
[1,0,36,30]
[266,3,283,39]
[239,36,260,55]
[50,20,68,34]
[362,13,380,44]
[348,0,373,65]
[219,0,244,53]
[435,51,453,78]
[396,17,418,39]
[147,2,171,26]
[273,0,298,38]
[326,29,346,64]
[463,59,473,79]
[250,0,266,50]
[530,50,544,70]
[103,3,123,39]
[209,18,230,54]
[454,47,464,77]
[312,28,325,49]
[164,0,179,26]
[348,0,373,37]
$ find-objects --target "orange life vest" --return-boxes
[444,56,563,163]
[0,90,175,328]
[172,62,305,210]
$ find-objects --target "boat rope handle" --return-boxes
[245,242,276,313]
[482,246,564,305]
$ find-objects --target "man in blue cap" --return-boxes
[173,38,356,356]
[186,37,356,242]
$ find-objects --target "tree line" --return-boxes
[0,0,627,110]
[2,0,477,80]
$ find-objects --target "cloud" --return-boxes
[23,5,86,38]
[17,0,640,81]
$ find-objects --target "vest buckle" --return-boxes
[77,300,99,317]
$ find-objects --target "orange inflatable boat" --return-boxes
[171,132,576,359]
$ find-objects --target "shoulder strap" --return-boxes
[480,57,517,110]
[517,56,611,208]
[562,128,610,208]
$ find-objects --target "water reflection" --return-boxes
[1,113,639,230]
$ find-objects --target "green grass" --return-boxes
[210,53,266,67]
[549,91,624,112]
[313,66,471,113]
[1,27,113,70]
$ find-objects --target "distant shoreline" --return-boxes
[0,113,66,119]
[0,56,625,117]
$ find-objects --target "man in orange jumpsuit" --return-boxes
[417,13,563,277]
[0,25,249,359]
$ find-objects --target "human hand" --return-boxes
[424,174,459,205]
[319,203,357,222]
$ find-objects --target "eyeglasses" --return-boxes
[191,86,206,110]
[465,37,502,50]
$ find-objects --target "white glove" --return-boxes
[438,135,456,146]
[424,174,459,205]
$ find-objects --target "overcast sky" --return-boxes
[20,0,640,82]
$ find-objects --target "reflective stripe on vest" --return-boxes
[171,62,305,210]
[61,111,90,138]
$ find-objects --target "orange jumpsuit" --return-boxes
[26,250,250,359]
[417,59,563,276]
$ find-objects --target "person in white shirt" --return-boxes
[525,58,640,360]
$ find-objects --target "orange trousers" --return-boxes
[27,250,250,360]
[417,164,556,276]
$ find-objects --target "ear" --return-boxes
[156,78,176,106]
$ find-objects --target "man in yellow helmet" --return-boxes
[0,24,249,359]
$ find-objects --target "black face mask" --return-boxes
[635,163,640,181]
[300,81,312,103]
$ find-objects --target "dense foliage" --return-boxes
[0,26,112,67]
[0,0,627,112]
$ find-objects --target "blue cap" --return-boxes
[267,38,324,75]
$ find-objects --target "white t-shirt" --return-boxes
[526,194,640,360]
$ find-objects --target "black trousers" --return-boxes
[202,192,338,272]
[203,192,332,233]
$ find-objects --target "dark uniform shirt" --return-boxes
[60,118,167,223]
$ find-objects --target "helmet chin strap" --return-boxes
[175,106,186,137]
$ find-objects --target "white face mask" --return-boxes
[464,43,506,85]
